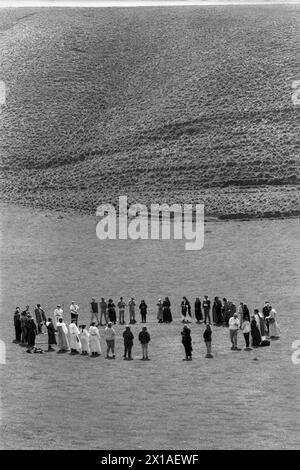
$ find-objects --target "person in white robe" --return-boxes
[56,318,70,352]
[54,305,64,326]
[266,308,280,339]
[69,320,81,354]
[80,325,90,355]
[89,323,101,356]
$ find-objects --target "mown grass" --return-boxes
[0,6,299,217]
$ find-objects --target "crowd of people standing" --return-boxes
[12,296,280,360]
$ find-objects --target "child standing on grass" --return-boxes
[46,318,57,352]
[138,326,151,360]
[203,324,213,358]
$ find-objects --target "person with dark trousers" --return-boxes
[46,318,57,351]
[242,318,252,350]
[243,304,250,322]
[213,297,223,325]
[90,298,99,325]
[194,297,203,323]
[13,307,22,343]
[181,325,192,361]
[138,326,151,360]
[181,296,192,323]
[203,296,211,325]
[262,302,272,334]
[26,315,37,352]
[20,308,30,346]
[123,326,134,360]
[139,300,148,323]
[203,324,213,358]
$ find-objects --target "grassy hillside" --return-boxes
[0,6,299,217]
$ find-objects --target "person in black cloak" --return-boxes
[243,304,250,322]
[46,318,57,351]
[213,297,223,325]
[222,298,230,326]
[20,310,29,346]
[123,325,134,360]
[194,297,203,323]
[139,300,148,323]
[162,297,172,323]
[250,315,261,347]
[13,307,22,343]
[26,315,37,352]
[181,297,192,323]
[107,299,117,324]
[181,325,192,360]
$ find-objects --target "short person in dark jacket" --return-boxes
[139,300,148,323]
[203,324,213,358]
[123,326,134,360]
[26,315,37,352]
[181,325,192,361]
[138,326,151,360]
[13,307,22,343]
[46,318,57,351]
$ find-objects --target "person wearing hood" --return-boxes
[266,308,280,339]
[163,297,172,323]
[139,300,148,323]
[69,319,81,354]
[181,325,192,360]
[107,299,117,324]
[250,315,261,347]
[123,325,134,360]
[212,296,223,325]
[46,318,57,351]
[89,322,101,356]
[157,299,163,323]
[254,309,267,338]
[99,298,107,326]
[13,307,22,343]
[80,324,90,356]
[138,326,151,360]
[56,318,70,353]
[195,297,203,323]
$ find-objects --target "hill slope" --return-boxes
[0,6,299,217]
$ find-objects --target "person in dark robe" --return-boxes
[203,324,213,358]
[194,297,203,323]
[46,318,57,351]
[123,326,134,360]
[20,309,29,346]
[242,304,250,322]
[13,307,22,343]
[26,315,37,352]
[213,297,223,325]
[250,316,261,347]
[181,325,192,360]
[262,302,272,334]
[34,304,46,334]
[222,298,230,326]
[107,299,117,324]
[99,298,107,326]
[162,297,172,323]
[181,297,192,323]
[139,300,148,323]
[90,298,99,325]
[203,296,211,325]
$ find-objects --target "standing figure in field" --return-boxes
[13,307,22,343]
[266,308,280,339]
[90,298,99,326]
[139,300,148,323]
[203,296,211,325]
[20,309,29,346]
[99,298,107,326]
[181,296,191,323]
[117,297,126,325]
[229,313,240,350]
[69,319,81,354]
[194,297,203,324]
[157,299,163,323]
[26,315,38,352]
[163,297,172,323]
[227,301,236,319]
[80,325,90,356]
[243,304,250,322]
[241,318,252,350]
[56,318,70,353]
[54,304,64,326]
[107,299,117,324]
[70,301,79,325]
[123,326,134,360]
[46,318,57,352]
[238,302,244,326]
[254,309,267,338]
[250,315,261,347]
[262,301,272,334]
[89,322,101,357]
[128,298,136,324]
[138,326,151,360]
[222,298,230,326]
[203,324,213,358]
[181,325,192,361]
[105,322,116,359]
[213,296,223,325]
[34,304,46,334]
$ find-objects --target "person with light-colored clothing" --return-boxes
[229,313,240,350]
[105,322,116,359]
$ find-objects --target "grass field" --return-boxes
[0,5,299,217]
[0,203,299,449]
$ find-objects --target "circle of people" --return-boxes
[12,296,280,361]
